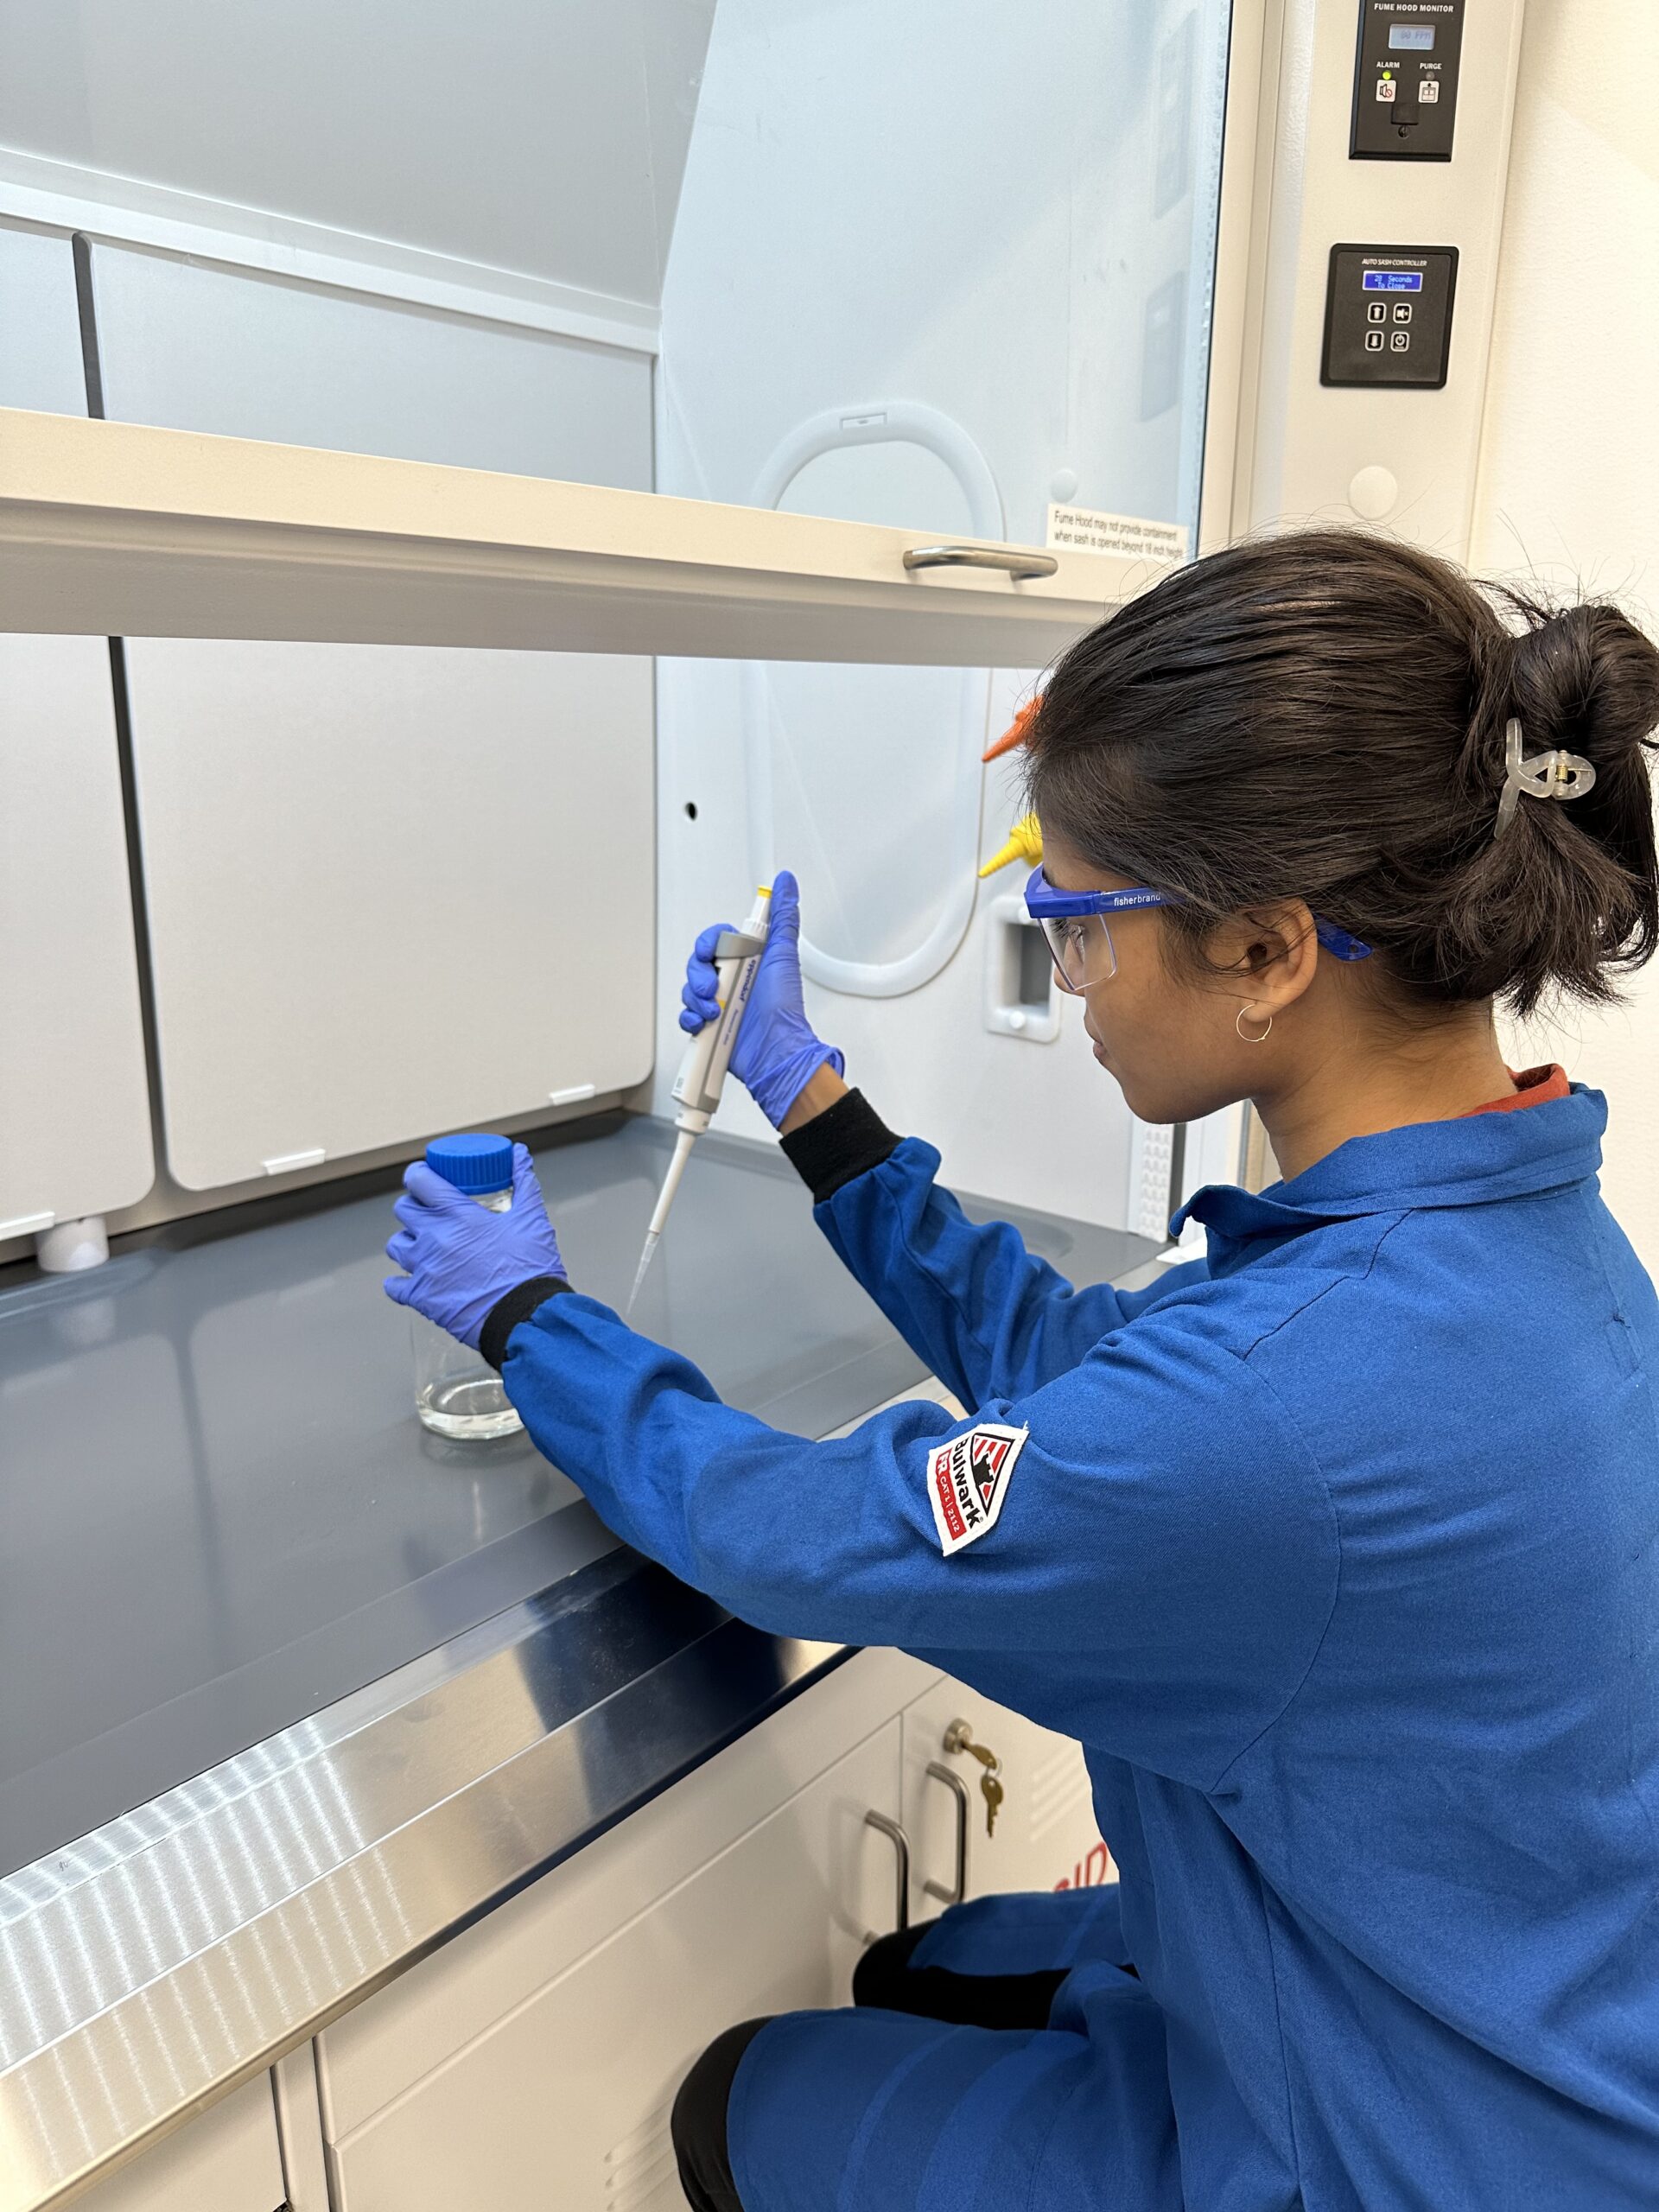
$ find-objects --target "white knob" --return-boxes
[1348,465,1399,522]
[1007,1010,1028,1033]
[36,1216,109,1273]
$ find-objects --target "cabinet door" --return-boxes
[329,1720,905,2212]
[70,2077,284,2212]
[0,223,155,1242]
[901,1677,1115,1913]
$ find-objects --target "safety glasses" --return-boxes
[1023,868,1371,994]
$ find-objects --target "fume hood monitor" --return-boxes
[1351,1,1465,160]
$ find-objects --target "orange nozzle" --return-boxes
[978,813,1043,880]
[982,697,1041,763]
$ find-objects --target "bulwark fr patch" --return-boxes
[926,1422,1027,1556]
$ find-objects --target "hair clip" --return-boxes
[1493,717,1596,841]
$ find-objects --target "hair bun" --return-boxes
[1508,599,1659,772]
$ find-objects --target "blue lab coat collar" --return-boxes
[1172,1086,1606,1257]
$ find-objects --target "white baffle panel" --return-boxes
[0,222,155,1237]
[86,244,656,1188]
[123,641,653,1187]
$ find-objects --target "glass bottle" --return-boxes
[411,1133,524,1440]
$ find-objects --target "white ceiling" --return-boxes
[0,0,715,311]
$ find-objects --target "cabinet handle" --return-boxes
[902,543,1059,582]
[863,1810,912,1939]
[922,1761,970,1906]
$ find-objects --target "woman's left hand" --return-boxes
[385,1144,566,1346]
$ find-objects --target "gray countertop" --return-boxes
[0,1112,1151,1879]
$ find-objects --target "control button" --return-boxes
[1393,302,1413,324]
[1376,74,1396,102]
[1420,76,1441,103]
[1365,332,1385,353]
[1368,302,1388,325]
[1390,330,1410,353]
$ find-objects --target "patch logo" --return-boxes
[925,1422,1028,1556]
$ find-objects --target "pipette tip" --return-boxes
[625,1231,660,1318]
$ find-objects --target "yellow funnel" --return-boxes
[979,813,1044,880]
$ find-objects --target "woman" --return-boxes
[385,531,1659,2211]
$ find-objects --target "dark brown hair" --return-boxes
[1023,530,1659,1018]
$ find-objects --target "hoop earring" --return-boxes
[1236,1005,1274,1044]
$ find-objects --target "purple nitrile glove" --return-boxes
[384,1143,566,1348]
[679,869,843,1129]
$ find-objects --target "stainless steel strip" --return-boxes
[0,1550,845,2212]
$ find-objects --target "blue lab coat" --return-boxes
[497,1087,1659,2209]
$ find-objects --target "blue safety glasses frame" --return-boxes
[1024,867,1372,994]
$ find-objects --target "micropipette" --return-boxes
[626,885,772,1315]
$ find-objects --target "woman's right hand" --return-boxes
[680,869,844,1129]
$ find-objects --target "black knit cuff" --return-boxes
[480,1274,573,1370]
[779,1087,901,1204]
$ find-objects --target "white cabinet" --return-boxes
[315,1650,935,2205]
[901,1675,1114,1915]
[86,242,655,487]
[69,2076,284,2212]
[0,633,156,1234]
[293,1649,1113,2212]
[0,222,87,410]
[0,225,155,1243]
[326,1720,905,2212]
[123,639,654,1187]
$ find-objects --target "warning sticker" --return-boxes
[1045,505,1190,564]
[926,1422,1028,1557]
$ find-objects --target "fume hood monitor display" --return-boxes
[1351,1,1465,160]
[1322,246,1459,389]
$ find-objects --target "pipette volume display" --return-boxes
[626,886,772,1313]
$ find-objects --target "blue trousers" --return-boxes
[725,1887,1180,2212]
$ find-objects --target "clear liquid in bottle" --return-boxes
[411,1140,524,1441]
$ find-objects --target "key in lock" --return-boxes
[943,1718,1006,1838]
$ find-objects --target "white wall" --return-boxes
[1470,1,1659,1262]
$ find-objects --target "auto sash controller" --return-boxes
[1321,245,1459,391]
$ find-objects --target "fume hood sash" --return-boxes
[0,408,1165,664]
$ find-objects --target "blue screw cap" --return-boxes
[425,1132,514,1194]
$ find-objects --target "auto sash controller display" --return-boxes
[1351,0,1465,160]
[1322,246,1459,390]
